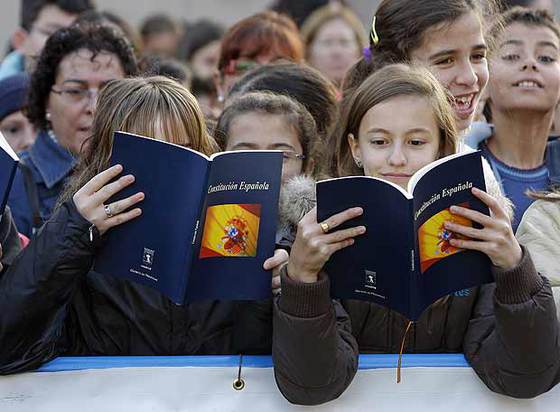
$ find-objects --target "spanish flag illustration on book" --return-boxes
[199,204,261,258]
[418,202,472,273]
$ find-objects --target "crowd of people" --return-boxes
[0,0,559,406]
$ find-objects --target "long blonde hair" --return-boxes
[60,76,218,204]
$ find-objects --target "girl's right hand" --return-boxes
[287,206,366,284]
[73,164,145,235]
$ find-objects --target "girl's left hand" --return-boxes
[264,249,289,295]
[444,187,522,271]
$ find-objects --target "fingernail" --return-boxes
[472,187,480,194]
[125,175,135,182]
[137,192,145,200]
[450,206,458,213]
[358,226,366,234]
[115,164,123,171]
[355,207,364,214]
[135,209,142,216]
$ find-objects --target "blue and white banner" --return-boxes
[0,355,558,411]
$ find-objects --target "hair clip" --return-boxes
[370,15,380,47]
[363,47,372,63]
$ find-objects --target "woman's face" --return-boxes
[348,95,441,190]
[488,23,560,115]
[0,110,36,152]
[410,11,489,132]
[308,18,361,85]
[46,48,125,155]
[225,111,304,183]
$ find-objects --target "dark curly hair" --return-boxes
[27,22,138,131]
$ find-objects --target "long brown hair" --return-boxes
[60,76,218,205]
[343,0,497,95]
[334,64,459,177]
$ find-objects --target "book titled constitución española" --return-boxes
[317,151,493,321]
[94,131,283,304]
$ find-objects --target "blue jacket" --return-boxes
[464,122,560,190]
[8,130,75,236]
[0,50,25,80]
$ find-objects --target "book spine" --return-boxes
[181,163,211,303]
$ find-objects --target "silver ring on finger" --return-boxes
[104,204,114,218]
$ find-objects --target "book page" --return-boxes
[0,131,18,161]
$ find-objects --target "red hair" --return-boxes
[218,11,304,72]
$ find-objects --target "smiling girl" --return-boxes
[272,64,560,405]
[466,8,560,230]
[344,0,494,133]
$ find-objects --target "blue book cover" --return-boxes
[317,151,493,320]
[0,132,19,217]
[94,131,283,304]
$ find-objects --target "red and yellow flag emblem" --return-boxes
[199,204,261,258]
[418,203,472,273]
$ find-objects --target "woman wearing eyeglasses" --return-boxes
[7,22,138,237]
[213,12,304,112]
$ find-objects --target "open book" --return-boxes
[317,151,493,320]
[0,132,19,216]
[94,131,283,303]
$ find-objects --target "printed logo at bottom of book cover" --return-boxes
[418,202,472,273]
[199,203,261,258]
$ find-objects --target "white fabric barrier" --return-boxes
[0,355,558,411]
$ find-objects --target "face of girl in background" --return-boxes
[308,18,361,85]
[488,22,560,115]
[348,95,441,190]
[410,11,489,132]
[225,112,304,183]
[0,110,36,152]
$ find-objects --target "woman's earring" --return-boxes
[45,112,51,121]
[354,158,362,168]
[217,94,225,103]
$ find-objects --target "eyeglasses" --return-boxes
[51,87,100,103]
[282,151,305,162]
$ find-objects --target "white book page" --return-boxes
[209,149,283,161]
[0,131,18,161]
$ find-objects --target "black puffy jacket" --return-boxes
[0,201,272,374]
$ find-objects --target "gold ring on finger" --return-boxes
[319,222,330,234]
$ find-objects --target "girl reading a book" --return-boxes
[272,64,560,405]
[214,91,316,183]
[0,76,287,374]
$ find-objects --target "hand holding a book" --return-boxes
[264,249,289,295]
[287,206,366,283]
[444,187,522,271]
[73,164,144,235]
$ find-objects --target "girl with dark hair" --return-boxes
[228,61,338,176]
[272,64,560,405]
[344,0,495,133]
[465,8,560,230]
[7,22,138,237]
